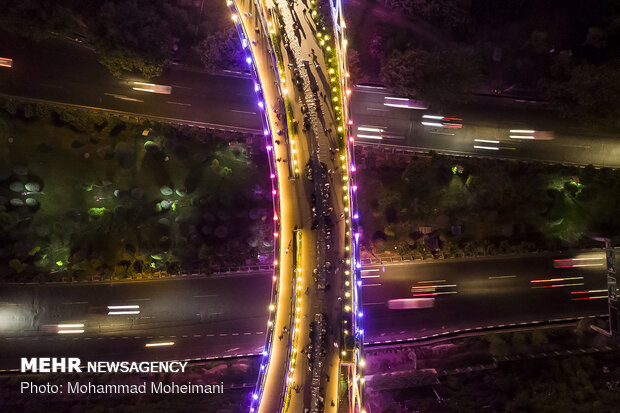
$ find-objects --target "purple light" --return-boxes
[251,409,255,413]
[262,351,268,356]
[255,83,260,92]
[253,394,258,400]
[264,129,269,136]
[357,280,362,287]
[270,174,275,179]
[356,262,361,269]
[266,145,272,151]
[352,185,358,192]
[355,232,360,241]
[358,312,363,317]
[351,165,356,172]
[272,189,277,195]
[258,101,264,109]
[353,213,359,220]
[246,57,252,64]
[260,364,265,370]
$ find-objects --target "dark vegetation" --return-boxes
[347,0,620,126]
[356,148,620,258]
[0,98,272,282]
[0,0,244,78]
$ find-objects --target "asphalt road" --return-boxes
[362,251,609,345]
[0,251,609,371]
[0,30,262,133]
[2,30,619,168]
[0,273,272,371]
[351,86,620,168]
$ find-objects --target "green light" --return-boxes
[56,261,63,266]
[89,207,106,216]
[150,262,156,268]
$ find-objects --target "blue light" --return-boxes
[246,57,252,64]
[262,350,268,356]
[357,280,362,287]
[356,262,361,269]
[258,101,264,109]
[353,213,359,220]
[253,393,258,400]
[255,83,260,92]
[264,129,270,136]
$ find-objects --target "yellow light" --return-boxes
[320,40,325,46]
[344,207,349,212]
[231,14,238,21]
[283,88,288,94]
[296,307,301,312]
[333,97,338,102]
[329,68,335,74]
[268,320,273,326]
[345,305,351,311]
[346,259,350,264]
[340,155,345,160]
[291,139,295,144]
[297,277,302,282]
[345,246,350,251]
[337,126,343,132]
[269,304,275,311]
[345,270,350,275]
[342,351,347,356]
[297,298,301,303]
[226,0,232,5]
[345,281,350,286]
[345,292,350,298]
[360,359,366,367]
[326,46,331,51]
[344,329,348,335]
[345,72,350,77]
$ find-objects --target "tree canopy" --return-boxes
[381,48,484,109]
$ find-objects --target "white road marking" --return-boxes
[363,283,381,287]
[231,110,257,115]
[167,101,191,106]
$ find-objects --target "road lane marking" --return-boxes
[362,302,384,305]
[367,107,389,112]
[418,279,446,284]
[103,92,143,103]
[167,101,191,106]
[231,110,257,115]
[361,274,380,278]
[488,275,517,279]
[361,269,379,272]
[62,301,88,305]
[362,283,381,287]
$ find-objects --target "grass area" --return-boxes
[0,99,272,282]
[356,149,620,258]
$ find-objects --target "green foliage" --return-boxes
[547,59,620,129]
[381,48,484,109]
[8,258,27,274]
[93,0,172,78]
[196,27,246,72]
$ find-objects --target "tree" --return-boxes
[381,48,484,109]
[94,0,172,78]
[196,27,245,72]
[547,59,620,128]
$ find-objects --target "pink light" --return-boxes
[351,165,356,172]
[352,185,358,192]
[273,275,277,281]
[348,136,354,142]
[272,189,277,195]
[270,174,275,179]
[264,129,269,136]
[273,232,279,237]
[266,145,272,151]
[348,119,353,125]
[273,213,278,220]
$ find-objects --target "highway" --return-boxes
[2,31,620,169]
[0,252,608,372]
[351,86,620,168]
